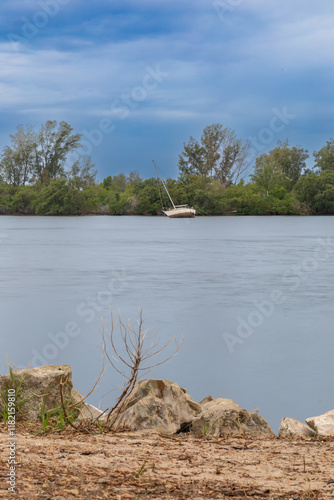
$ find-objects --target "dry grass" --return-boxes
[1,424,334,499]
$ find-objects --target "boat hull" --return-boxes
[163,208,196,218]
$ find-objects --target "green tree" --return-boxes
[9,186,36,214]
[271,140,308,186]
[102,176,112,189]
[0,126,36,186]
[0,182,15,214]
[109,192,131,215]
[215,130,250,186]
[314,139,334,172]
[0,146,22,187]
[178,124,250,185]
[132,178,161,214]
[33,178,90,215]
[0,121,82,186]
[178,136,205,176]
[251,140,308,192]
[294,171,334,214]
[200,124,224,177]
[111,173,127,192]
[33,178,70,215]
[127,170,142,187]
[33,121,81,182]
[67,156,97,188]
[251,154,283,193]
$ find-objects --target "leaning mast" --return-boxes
[152,160,176,209]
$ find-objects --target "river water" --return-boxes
[0,215,333,432]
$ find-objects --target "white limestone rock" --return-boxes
[191,397,274,437]
[305,410,334,437]
[113,379,202,434]
[279,417,315,438]
[0,365,75,421]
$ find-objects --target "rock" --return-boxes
[0,365,76,421]
[79,403,106,421]
[70,388,83,405]
[305,410,334,437]
[191,397,274,437]
[113,379,202,434]
[199,395,215,405]
[279,417,315,438]
[71,389,106,422]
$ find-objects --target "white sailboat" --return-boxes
[153,161,196,218]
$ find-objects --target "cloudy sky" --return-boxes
[1,0,333,180]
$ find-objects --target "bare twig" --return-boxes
[59,377,90,433]
[102,308,183,429]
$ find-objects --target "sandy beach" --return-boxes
[1,426,334,499]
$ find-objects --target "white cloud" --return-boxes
[0,36,205,115]
[1,0,334,159]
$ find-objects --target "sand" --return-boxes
[1,426,334,499]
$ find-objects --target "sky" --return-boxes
[1,0,334,181]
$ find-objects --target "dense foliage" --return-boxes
[0,121,333,215]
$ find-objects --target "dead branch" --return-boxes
[59,377,90,433]
[102,308,183,429]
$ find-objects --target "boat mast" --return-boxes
[152,160,176,209]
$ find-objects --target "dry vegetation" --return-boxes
[1,312,334,498]
[1,425,334,499]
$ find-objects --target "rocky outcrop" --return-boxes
[0,365,75,421]
[6,365,331,439]
[191,397,274,437]
[305,410,334,437]
[0,368,274,435]
[113,379,202,434]
[279,417,315,438]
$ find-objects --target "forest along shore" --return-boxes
[1,121,334,216]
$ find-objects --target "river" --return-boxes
[0,215,333,432]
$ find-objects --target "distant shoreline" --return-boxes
[0,212,325,217]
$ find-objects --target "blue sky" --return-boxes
[1,0,334,180]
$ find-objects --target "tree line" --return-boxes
[1,120,334,215]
